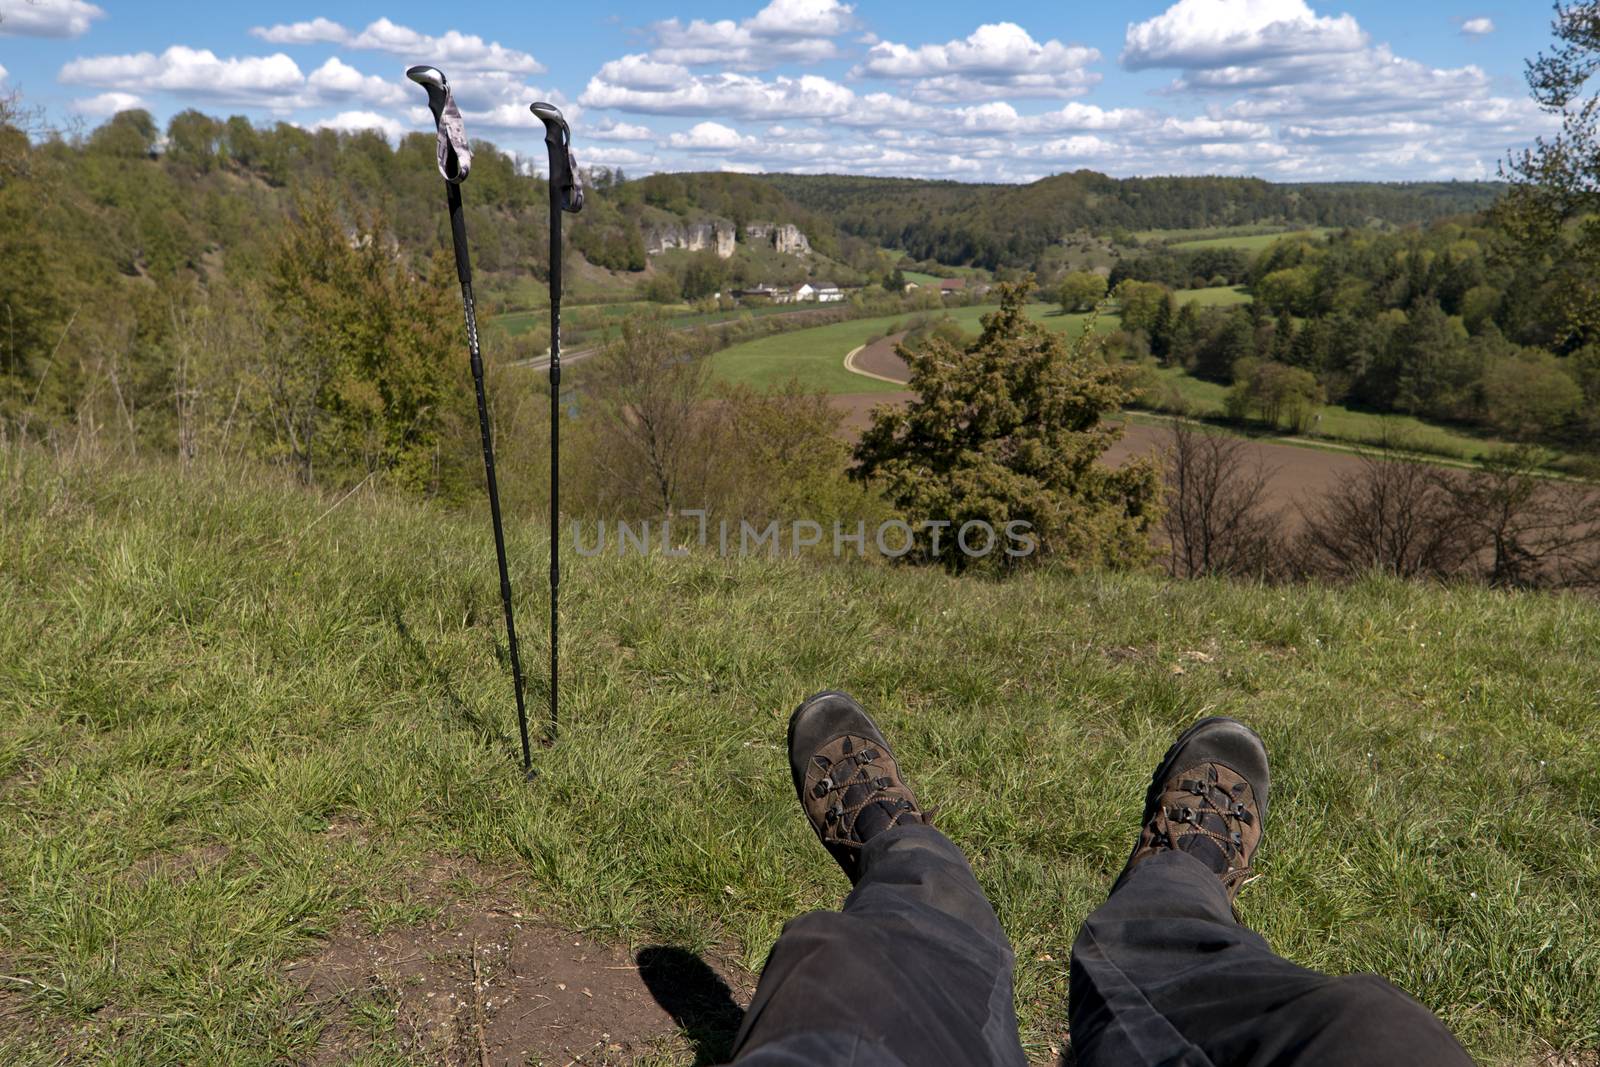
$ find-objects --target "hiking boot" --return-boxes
[788,690,928,883]
[1116,716,1269,904]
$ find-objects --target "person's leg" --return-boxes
[729,692,1026,1067]
[1068,718,1472,1067]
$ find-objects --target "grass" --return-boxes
[1,450,1598,1064]
[1169,228,1334,253]
[1173,284,1252,307]
[706,284,1521,465]
[1139,366,1514,462]
[489,300,657,340]
[711,302,1116,393]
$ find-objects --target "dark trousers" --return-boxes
[729,826,1472,1067]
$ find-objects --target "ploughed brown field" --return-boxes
[835,335,1376,526]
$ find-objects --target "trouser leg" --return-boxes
[1068,850,1473,1067]
[730,823,1026,1067]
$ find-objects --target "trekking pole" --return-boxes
[529,101,583,745]
[408,65,534,772]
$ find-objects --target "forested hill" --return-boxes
[755,172,1505,269]
[2,103,1507,300]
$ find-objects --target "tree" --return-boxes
[642,271,681,304]
[1162,417,1283,578]
[1226,360,1324,432]
[1114,279,1170,335]
[258,191,463,491]
[588,313,713,517]
[679,250,728,301]
[1058,270,1107,312]
[1483,350,1584,439]
[1296,442,1473,580]
[88,109,158,158]
[166,110,223,172]
[852,281,1161,571]
[1498,1,1600,347]
[1255,265,1316,316]
[1392,299,1472,417]
[1446,445,1600,588]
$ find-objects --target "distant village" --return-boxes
[726,276,988,305]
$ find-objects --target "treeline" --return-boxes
[1164,421,1600,591]
[0,98,578,498]
[1104,221,1599,447]
[757,171,1503,271]
[0,96,926,505]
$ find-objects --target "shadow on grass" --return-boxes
[636,945,746,1066]
[392,610,510,752]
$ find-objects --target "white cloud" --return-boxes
[744,0,856,38]
[582,145,658,168]
[1122,0,1365,71]
[1104,0,1546,181]
[1461,17,1495,36]
[73,91,143,116]
[59,46,414,112]
[312,110,404,141]
[0,63,7,82]
[60,47,306,103]
[0,0,104,39]
[595,54,691,92]
[581,70,856,121]
[250,17,544,74]
[249,17,346,45]
[306,57,407,107]
[1214,46,1491,114]
[857,23,1101,100]
[589,118,656,141]
[667,120,755,150]
[649,0,855,70]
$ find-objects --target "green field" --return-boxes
[1174,284,1253,306]
[1170,228,1334,252]
[710,303,1115,393]
[489,300,656,339]
[713,289,1237,395]
[1139,366,1511,462]
[1,451,1595,1064]
[711,285,1514,464]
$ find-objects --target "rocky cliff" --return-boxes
[644,221,736,259]
[744,222,812,256]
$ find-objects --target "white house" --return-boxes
[813,283,844,303]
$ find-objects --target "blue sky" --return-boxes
[0,0,1562,181]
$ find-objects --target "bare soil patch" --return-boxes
[288,858,754,1066]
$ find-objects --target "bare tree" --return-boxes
[1295,445,1473,580]
[588,314,715,517]
[1162,418,1284,578]
[1447,446,1600,589]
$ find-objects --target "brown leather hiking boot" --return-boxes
[1116,716,1270,904]
[788,691,928,883]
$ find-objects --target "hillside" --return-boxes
[0,103,1506,326]
[756,172,1506,270]
[1,449,1595,1064]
